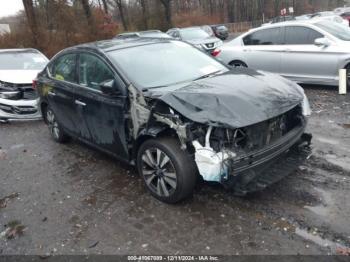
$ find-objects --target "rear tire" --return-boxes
[0,118,9,123]
[137,138,197,204]
[229,60,248,68]
[45,106,70,143]
[345,65,350,91]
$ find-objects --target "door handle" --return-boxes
[284,48,292,52]
[75,100,86,107]
[48,91,56,97]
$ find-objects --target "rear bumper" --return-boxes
[0,97,42,120]
[222,127,312,195]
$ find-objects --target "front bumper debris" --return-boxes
[222,133,312,196]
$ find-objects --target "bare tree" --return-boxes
[81,0,93,26]
[22,0,39,46]
[114,0,128,31]
[101,0,109,14]
[139,0,149,29]
[159,0,173,28]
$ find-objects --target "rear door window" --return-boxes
[50,54,77,83]
[243,27,283,46]
[284,26,323,45]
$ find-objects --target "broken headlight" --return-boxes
[302,92,311,117]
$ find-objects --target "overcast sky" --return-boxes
[0,0,24,19]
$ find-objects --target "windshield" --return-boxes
[108,41,228,89]
[315,21,350,41]
[0,51,48,70]
[181,28,210,40]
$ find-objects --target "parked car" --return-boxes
[115,30,172,39]
[295,14,312,20]
[211,25,229,40]
[340,11,350,26]
[200,25,215,37]
[166,27,223,54]
[310,11,348,26]
[216,20,350,86]
[271,16,296,24]
[36,38,312,203]
[262,16,296,27]
[334,7,350,14]
[0,48,49,121]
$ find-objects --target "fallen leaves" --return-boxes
[0,220,26,240]
[0,193,19,209]
[337,247,350,256]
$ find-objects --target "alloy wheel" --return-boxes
[46,109,60,139]
[141,148,177,197]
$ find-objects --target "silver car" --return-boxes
[217,20,350,86]
[167,27,223,54]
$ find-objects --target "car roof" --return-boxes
[66,38,175,53]
[255,19,324,30]
[139,30,163,33]
[168,26,202,32]
[119,30,163,35]
[0,48,41,53]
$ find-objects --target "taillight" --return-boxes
[32,79,37,90]
[211,49,221,57]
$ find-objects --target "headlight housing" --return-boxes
[195,44,204,50]
[302,92,311,117]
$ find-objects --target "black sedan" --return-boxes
[211,25,229,40]
[36,38,312,203]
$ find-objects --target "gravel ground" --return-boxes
[0,86,349,256]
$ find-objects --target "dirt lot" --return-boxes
[0,86,349,256]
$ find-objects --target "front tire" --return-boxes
[137,138,197,204]
[45,106,70,143]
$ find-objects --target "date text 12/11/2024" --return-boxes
[127,256,219,261]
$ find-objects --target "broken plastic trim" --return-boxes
[193,126,236,182]
[128,84,151,139]
[302,92,312,117]
[128,84,188,149]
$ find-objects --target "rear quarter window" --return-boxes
[284,26,323,45]
[49,54,77,83]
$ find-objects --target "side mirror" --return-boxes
[314,37,330,47]
[100,79,121,96]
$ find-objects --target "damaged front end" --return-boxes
[189,105,312,195]
[0,80,41,121]
[128,68,312,196]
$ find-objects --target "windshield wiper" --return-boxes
[144,71,224,91]
[194,70,223,81]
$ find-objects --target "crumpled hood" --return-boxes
[149,68,304,129]
[0,70,41,84]
[186,37,221,45]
